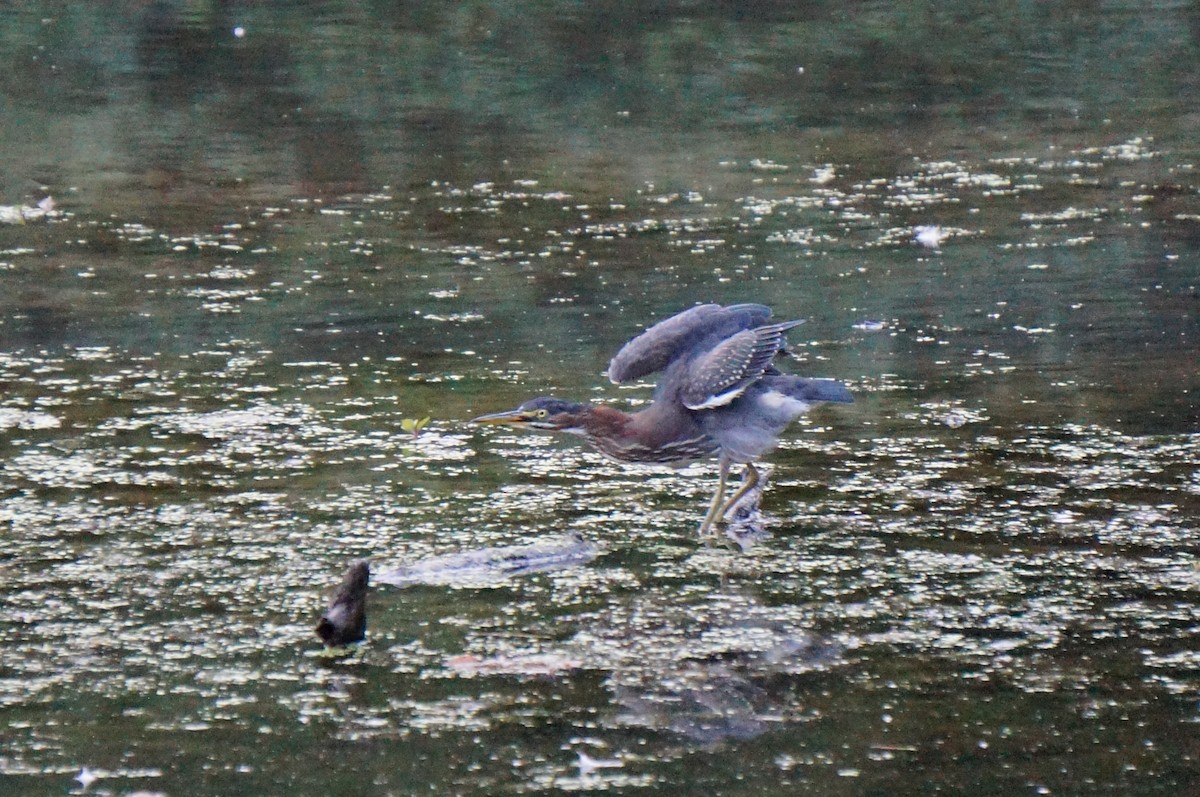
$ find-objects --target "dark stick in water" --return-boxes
[315,560,369,647]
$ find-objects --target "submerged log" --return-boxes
[315,559,369,647]
[314,534,603,647]
[374,532,602,587]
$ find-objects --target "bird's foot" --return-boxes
[696,510,731,539]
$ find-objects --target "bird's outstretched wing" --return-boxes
[680,320,805,410]
[607,303,772,384]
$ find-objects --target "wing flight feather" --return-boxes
[607,303,771,384]
[680,320,804,409]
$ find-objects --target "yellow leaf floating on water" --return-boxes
[401,416,431,436]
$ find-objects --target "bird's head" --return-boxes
[471,397,590,434]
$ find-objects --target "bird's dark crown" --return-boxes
[471,396,592,431]
[516,397,587,417]
[515,397,591,430]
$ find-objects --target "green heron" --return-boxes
[472,303,853,536]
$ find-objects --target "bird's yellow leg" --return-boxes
[717,462,760,521]
[697,457,732,537]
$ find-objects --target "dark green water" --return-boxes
[2,3,1198,795]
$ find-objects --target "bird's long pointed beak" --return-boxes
[470,408,531,425]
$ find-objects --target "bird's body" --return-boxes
[473,304,853,535]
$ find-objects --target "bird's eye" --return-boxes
[535,409,549,418]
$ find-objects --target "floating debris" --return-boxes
[75,767,99,789]
[315,560,369,647]
[577,751,625,775]
[750,158,789,172]
[810,165,837,184]
[942,412,969,429]
[913,224,947,249]
[0,196,56,224]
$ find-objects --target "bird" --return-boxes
[472,303,853,536]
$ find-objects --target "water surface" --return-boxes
[1,3,1198,795]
